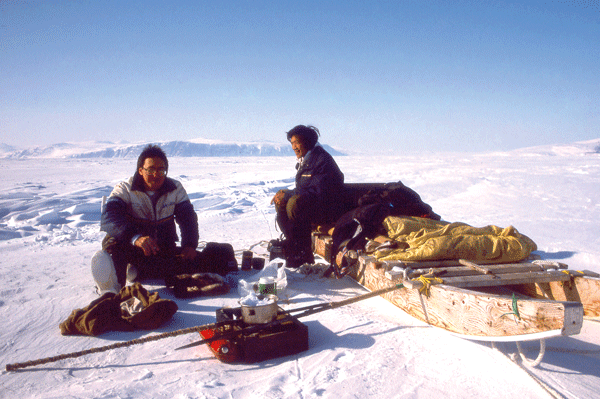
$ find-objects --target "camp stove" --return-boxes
[198,306,309,363]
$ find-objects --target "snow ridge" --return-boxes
[0,139,346,159]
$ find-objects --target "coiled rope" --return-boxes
[413,273,443,297]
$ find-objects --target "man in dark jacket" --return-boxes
[92,145,206,294]
[271,125,345,267]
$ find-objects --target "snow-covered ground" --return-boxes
[1,139,599,398]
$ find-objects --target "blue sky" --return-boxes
[1,0,599,153]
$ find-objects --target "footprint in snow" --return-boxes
[333,351,355,363]
[134,370,153,381]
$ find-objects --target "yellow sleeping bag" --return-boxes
[374,216,537,263]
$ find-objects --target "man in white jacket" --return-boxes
[91,145,203,294]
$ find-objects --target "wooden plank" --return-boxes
[405,262,563,279]
[404,270,572,290]
[346,255,583,339]
[513,274,600,318]
[341,252,562,272]
[459,259,496,276]
[389,258,568,268]
[385,264,569,284]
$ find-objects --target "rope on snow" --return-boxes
[5,324,210,372]
[492,340,565,399]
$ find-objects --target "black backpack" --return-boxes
[200,242,238,275]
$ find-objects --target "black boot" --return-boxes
[284,239,314,268]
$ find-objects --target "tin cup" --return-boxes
[258,277,277,296]
[252,257,265,270]
[241,251,253,270]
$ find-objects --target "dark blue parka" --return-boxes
[292,145,345,221]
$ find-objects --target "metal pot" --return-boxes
[240,295,279,324]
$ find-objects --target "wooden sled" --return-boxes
[312,233,600,365]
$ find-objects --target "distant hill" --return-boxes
[509,138,600,156]
[0,143,17,154]
[0,138,346,159]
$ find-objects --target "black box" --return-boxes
[209,307,309,363]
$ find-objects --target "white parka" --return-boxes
[101,173,199,250]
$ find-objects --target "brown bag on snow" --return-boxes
[59,283,178,336]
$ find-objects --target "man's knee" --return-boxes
[102,235,143,259]
[101,235,142,283]
[286,194,317,221]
